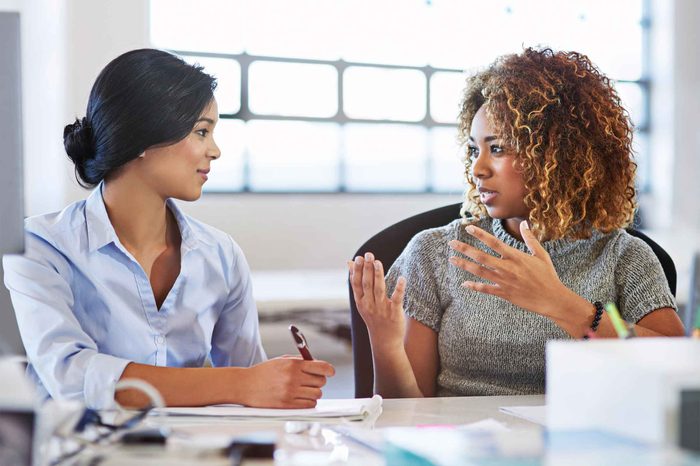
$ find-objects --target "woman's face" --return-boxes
[139,99,221,201]
[468,106,529,233]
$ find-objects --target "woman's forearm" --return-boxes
[115,362,251,408]
[370,342,425,398]
[548,289,685,338]
[116,357,336,409]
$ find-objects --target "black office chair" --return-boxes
[348,202,677,398]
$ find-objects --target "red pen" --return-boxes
[289,324,314,360]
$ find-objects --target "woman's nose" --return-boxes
[471,152,490,179]
[208,139,221,160]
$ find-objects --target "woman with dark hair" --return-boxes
[350,47,684,398]
[3,49,334,409]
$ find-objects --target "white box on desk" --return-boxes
[546,338,700,445]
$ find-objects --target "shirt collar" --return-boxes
[166,198,213,251]
[85,182,117,253]
[85,181,212,253]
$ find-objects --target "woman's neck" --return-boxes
[101,176,174,254]
[503,217,526,241]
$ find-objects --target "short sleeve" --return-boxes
[385,228,449,332]
[614,234,677,323]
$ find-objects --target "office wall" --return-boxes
[671,0,700,230]
[0,11,24,354]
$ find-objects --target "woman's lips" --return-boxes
[479,189,497,204]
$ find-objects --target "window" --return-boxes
[150,0,649,193]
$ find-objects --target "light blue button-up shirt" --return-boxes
[3,184,266,409]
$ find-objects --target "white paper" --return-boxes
[152,395,382,422]
[499,405,547,425]
[458,418,511,432]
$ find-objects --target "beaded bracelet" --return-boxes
[583,301,604,340]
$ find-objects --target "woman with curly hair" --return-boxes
[349,47,684,398]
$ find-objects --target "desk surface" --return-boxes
[59,394,697,466]
[376,395,543,429]
[59,395,543,465]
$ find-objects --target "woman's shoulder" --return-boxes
[594,227,654,253]
[24,199,89,246]
[410,218,462,245]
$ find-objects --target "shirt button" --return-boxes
[156,335,165,345]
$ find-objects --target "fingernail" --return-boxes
[374,261,381,270]
[355,257,362,265]
[465,225,475,234]
[364,252,373,261]
[521,220,529,230]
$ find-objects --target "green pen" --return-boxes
[604,302,630,339]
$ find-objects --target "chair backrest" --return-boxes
[348,203,677,398]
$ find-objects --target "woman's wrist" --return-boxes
[226,366,254,406]
[367,331,405,357]
[543,287,598,336]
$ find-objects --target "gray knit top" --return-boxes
[385,217,677,396]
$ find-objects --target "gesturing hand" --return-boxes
[348,253,407,353]
[448,220,571,318]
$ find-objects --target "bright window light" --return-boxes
[247,121,341,191]
[344,124,427,191]
[344,67,426,122]
[248,61,337,118]
[181,56,241,115]
[430,72,465,124]
[150,0,648,193]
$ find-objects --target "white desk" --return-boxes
[376,395,543,429]
[50,395,543,465]
[52,395,698,465]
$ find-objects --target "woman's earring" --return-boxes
[138,152,145,159]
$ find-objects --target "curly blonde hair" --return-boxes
[458,47,637,240]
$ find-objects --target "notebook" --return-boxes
[151,395,382,423]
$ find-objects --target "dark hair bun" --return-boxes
[63,117,94,167]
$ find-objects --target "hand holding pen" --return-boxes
[241,327,334,408]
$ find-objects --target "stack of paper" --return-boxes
[152,395,382,423]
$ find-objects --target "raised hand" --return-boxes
[448,221,573,318]
[348,253,407,353]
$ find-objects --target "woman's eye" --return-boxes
[467,146,478,159]
[195,128,209,137]
[490,144,503,154]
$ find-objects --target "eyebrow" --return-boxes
[468,135,499,143]
[195,117,216,124]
